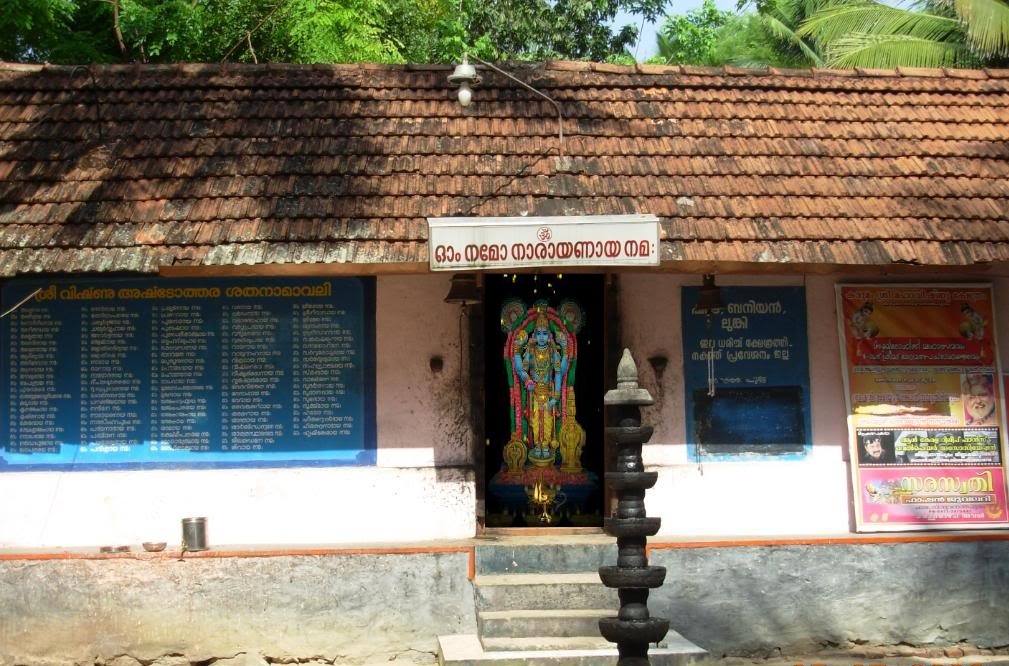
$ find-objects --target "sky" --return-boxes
[613,0,739,60]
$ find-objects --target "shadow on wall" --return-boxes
[651,540,1009,656]
[0,66,488,483]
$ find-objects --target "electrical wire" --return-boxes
[469,56,566,157]
[634,14,647,61]
[0,289,40,319]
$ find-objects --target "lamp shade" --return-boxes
[447,57,481,87]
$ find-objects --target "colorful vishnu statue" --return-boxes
[516,308,568,465]
[500,299,585,473]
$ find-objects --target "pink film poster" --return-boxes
[859,466,1008,526]
[836,284,1009,531]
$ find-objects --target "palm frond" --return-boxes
[799,1,961,45]
[825,31,973,66]
[797,0,831,22]
[655,30,675,63]
[759,12,825,63]
[953,0,1009,57]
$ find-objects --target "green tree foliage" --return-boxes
[706,12,818,65]
[653,0,732,64]
[119,0,207,60]
[744,0,824,65]
[284,0,399,62]
[466,0,666,61]
[650,0,822,67]
[2,0,666,64]
[2,0,73,60]
[3,0,119,62]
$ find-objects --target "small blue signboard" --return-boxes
[681,286,811,460]
[0,277,376,470]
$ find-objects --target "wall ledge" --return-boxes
[3,531,1009,563]
[648,530,1009,551]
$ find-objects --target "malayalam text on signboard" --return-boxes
[426,215,660,271]
[836,284,1009,531]
[681,286,812,460]
[0,277,376,470]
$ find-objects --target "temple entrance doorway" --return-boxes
[483,273,605,529]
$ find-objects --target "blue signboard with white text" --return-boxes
[0,277,376,470]
[682,286,811,460]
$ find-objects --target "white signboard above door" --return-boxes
[426,215,661,271]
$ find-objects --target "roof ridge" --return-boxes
[1,60,1006,81]
[542,60,1009,80]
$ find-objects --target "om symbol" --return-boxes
[537,227,553,241]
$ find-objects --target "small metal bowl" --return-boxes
[142,542,167,552]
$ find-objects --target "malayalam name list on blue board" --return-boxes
[0,277,376,470]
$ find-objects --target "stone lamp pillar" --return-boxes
[599,349,669,665]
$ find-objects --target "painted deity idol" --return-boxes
[520,309,567,464]
[500,300,585,473]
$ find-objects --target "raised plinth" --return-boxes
[438,629,705,666]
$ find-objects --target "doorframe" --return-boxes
[468,281,487,533]
[603,272,621,519]
[470,271,619,535]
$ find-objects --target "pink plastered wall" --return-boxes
[376,274,474,468]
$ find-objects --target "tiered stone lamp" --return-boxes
[599,349,669,665]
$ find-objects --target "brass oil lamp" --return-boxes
[525,480,565,524]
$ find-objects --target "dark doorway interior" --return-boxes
[483,273,604,528]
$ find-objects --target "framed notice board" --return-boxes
[0,277,376,470]
[682,285,812,460]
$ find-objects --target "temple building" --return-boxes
[0,61,1008,664]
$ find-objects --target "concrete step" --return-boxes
[438,632,707,666]
[474,573,615,611]
[481,637,613,652]
[478,609,609,639]
[475,542,616,575]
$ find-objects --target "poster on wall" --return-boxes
[836,284,1009,531]
[0,277,376,470]
[682,286,811,460]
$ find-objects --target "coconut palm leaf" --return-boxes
[759,12,825,63]
[799,1,962,45]
[825,31,974,66]
[655,28,676,62]
[951,0,1009,57]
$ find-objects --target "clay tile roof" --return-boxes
[0,61,1008,275]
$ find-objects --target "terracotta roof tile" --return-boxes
[943,68,989,79]
[543,61,593,72]
[0,62,1007,273]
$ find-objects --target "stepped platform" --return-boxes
[437,538,706,665]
